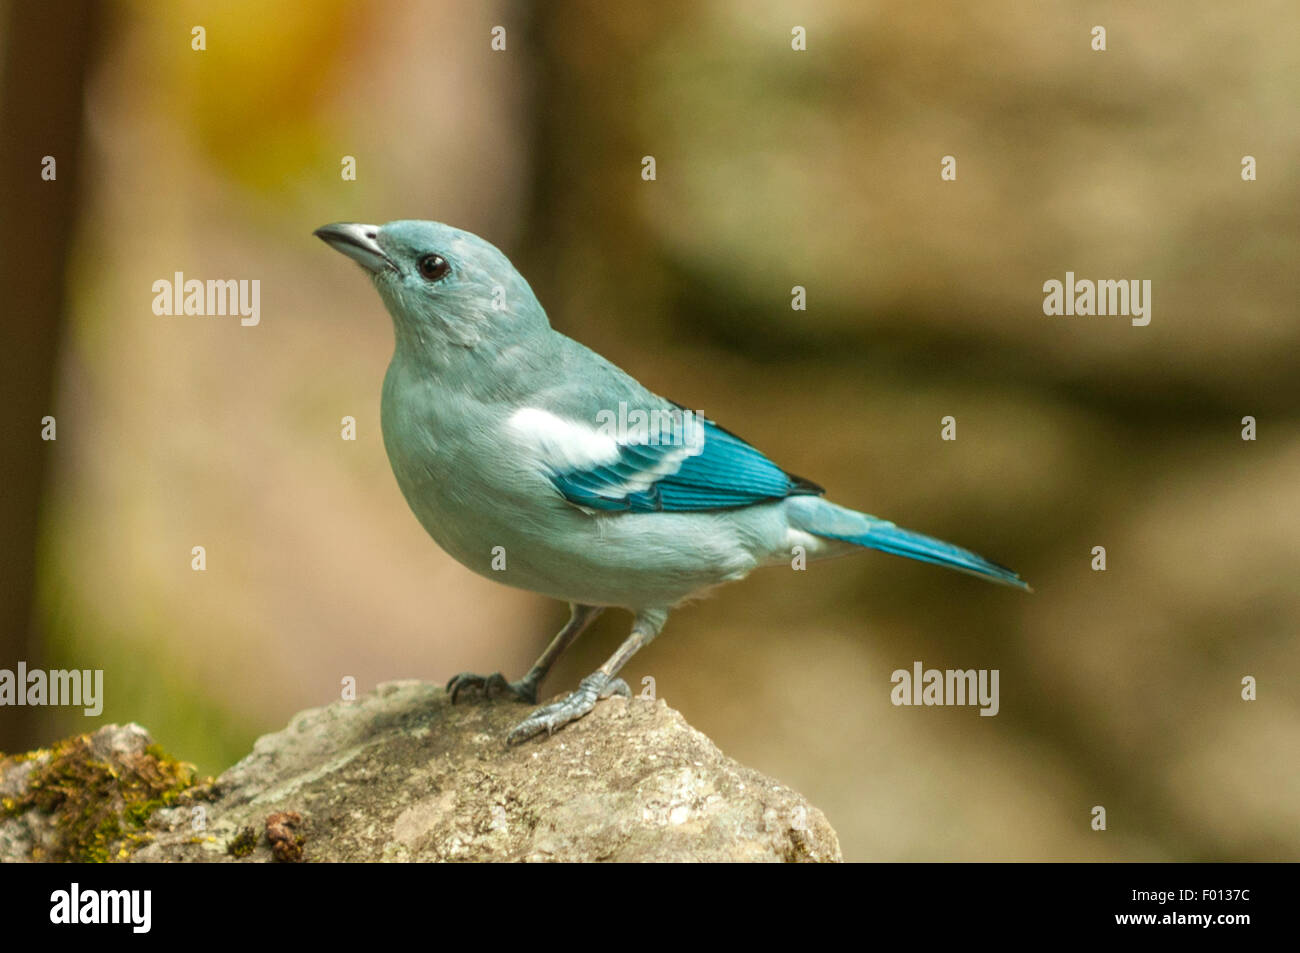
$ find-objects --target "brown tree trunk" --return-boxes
[0,1,103,752]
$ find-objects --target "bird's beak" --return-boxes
[313,223,395,274]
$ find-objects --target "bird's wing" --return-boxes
[505,403,823,513]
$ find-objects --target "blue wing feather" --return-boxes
[551,417,821,512]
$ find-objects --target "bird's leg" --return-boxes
[507,608,669,744]
[446,604,604,704]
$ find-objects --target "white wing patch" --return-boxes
[506,406,707,503]
[506,407,621,471]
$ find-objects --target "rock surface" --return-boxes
[2,682,840,862]
[0,723,194,862]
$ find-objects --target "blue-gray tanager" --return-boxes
[314,220,1029,743]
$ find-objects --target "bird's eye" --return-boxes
[417,254,450,281]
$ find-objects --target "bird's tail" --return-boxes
[786,497,1030,590]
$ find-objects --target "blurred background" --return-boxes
[2,0,1297,861]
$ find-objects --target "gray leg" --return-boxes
[447,604,604,705]
[507,607,669,744]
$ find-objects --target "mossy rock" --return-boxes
[0,724,203,862]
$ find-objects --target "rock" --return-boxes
[0,724,195,862]
[2,682,840,862]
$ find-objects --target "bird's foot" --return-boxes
[446,671,538,704]
[506,672,629,745]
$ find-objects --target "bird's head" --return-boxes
[314,220,548,354]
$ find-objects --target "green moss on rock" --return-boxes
[2,732,198,862]
[227,826,258,858]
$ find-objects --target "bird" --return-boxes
[314,220,1029,744]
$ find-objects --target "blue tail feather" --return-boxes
[787,498,1030,590]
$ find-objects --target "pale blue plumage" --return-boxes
[315,219,1029,743]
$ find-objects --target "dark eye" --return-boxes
[417,254,450,281]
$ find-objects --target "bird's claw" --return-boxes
[506,673,630,745]
[446,671,538,704]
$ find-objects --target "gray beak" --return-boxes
[313,223,394,274]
